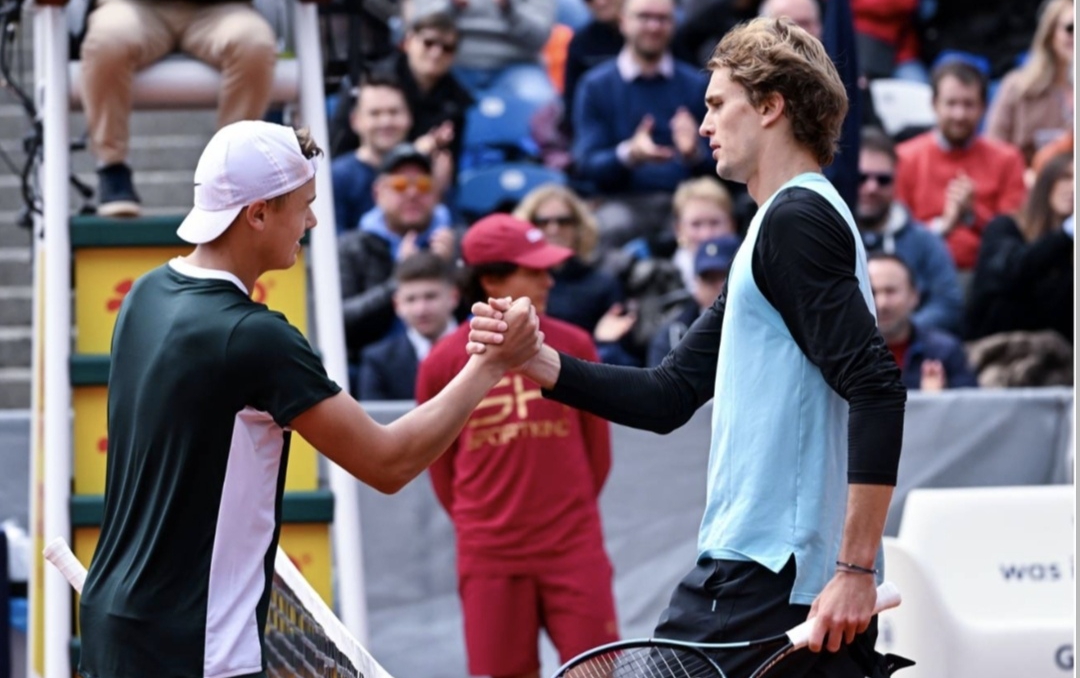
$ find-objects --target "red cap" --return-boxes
[461,214,574,269]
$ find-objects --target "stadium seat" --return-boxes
[869,79,935,138]
[460,89,544,170]
[876,486,1075,678]
[455,162,566,222]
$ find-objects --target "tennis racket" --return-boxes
[43,537,87,593]
[552,581,902,678]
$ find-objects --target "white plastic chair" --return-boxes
[877,486,1075,677]
[869,79,935,138]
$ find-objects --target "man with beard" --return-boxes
[857,126,963,334]
[572,0,712,250]
[894,60,1027,271]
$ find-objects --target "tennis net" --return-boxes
[264,548,395,678]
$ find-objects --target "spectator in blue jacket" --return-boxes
[572,0,711,250]
[869,254,978,391]
[338,144,457,370]
[857,126,964,334]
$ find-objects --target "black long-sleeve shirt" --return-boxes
[545,187,906,484]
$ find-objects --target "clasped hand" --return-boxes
[470,297,543,371]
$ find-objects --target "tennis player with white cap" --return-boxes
[77,120,543,678]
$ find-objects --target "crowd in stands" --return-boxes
[76,0,1074,396]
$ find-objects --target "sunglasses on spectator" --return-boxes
[533,215,577,228]
[859,172,894,187]
[421,36,458,54]
[385,175,434,194]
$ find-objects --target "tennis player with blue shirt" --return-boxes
[468,17,908,678]
[77,120,542,678]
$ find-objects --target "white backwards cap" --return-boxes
[177,120,319,245]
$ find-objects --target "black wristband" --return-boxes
[836,560,878,575]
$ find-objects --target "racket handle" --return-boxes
[43,537,88,594]
[786,581,901,648]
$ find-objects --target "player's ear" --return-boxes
[759,92,786,128]
[245,199,270,232]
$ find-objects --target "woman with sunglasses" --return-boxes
[986,0,1074,166]
[513,184,637,364]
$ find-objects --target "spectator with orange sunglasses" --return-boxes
[338,144,457,384]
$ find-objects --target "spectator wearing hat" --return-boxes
[416,213,619,678]
[646,235,739,367]
[76,120,543,678]
[868,254,977,391]
[338,143,457,376]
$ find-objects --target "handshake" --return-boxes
[465,297,552,378]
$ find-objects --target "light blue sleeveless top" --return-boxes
[698,172,880,605]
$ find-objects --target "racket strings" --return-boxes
[564,646,725,678]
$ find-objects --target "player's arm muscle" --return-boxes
[292,358,504,494]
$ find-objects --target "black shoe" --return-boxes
[96,163,141,217]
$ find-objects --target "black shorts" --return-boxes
[653,556,881,678]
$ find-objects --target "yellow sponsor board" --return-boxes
[71,522,333,635]
[285,435,319,491]
[74,248,310,353]
[278,523,334,604]
[72,384,317,493]
[72,386,108,495]
[74,247,186,354]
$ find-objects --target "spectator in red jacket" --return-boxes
[895,60,1027,270]
[417,214,618,678]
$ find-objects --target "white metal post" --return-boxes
[27,5,47,677]
[292,2,370,643]
[39,5,73,678]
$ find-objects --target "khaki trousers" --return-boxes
[80,0,277,166]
